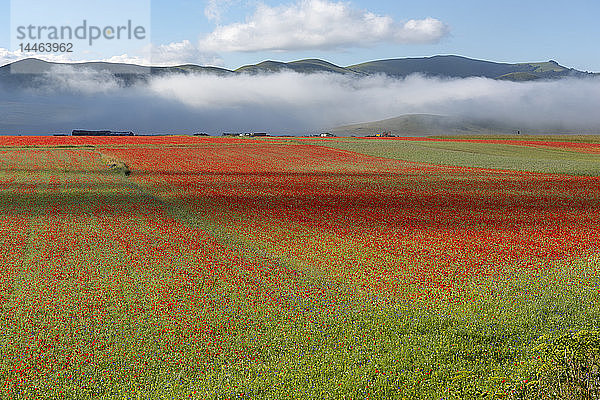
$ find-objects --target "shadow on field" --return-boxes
[0,191,153,217]
[2,181,600,218]
[0,168,127,176]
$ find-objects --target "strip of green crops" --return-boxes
[317,139,600,176]
[427,135,600,143]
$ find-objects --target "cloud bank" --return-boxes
[0,41,223,68]
[199,0,449,52]
[2,67,600,135]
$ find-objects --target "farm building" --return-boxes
[72,130,134,136]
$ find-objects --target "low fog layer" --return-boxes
[1,67,600,135]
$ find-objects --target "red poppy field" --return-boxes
[0,136,599,399]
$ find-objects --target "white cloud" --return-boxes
[199,0,449,52]
[145,72,600,132]
[205,0,238,23]
[0,40,223,68]
[37,65,122,94]
[148,40,224,66]
[0,48,24,66]
[101,54,153,65]
[204,0,221,21]
[0,48,78,66]
[102,41,224,67]
[0,46,151,67]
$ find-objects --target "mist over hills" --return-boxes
[1,55,596,89]
[0,58,233,89]
[1,55,599,136]
[236,56,596,81]
[328,114,599,137]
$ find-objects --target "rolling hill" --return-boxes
[345,56,592,80]
[0,58,234,89]
[235,59,358,75]
[236,55,596,80]
[328,114,600,137]
[0,55,597,89]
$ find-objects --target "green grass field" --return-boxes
[427,135,600,143]
[312,138,600,176]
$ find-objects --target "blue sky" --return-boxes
[1,0,599,71]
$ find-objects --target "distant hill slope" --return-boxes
[0,55,597,89]
[0,58,233,88]
[2,58,235,76]
[235,59,360,75]
[236,55,596,81]
[347,56,594,80]
[328,114,599,137]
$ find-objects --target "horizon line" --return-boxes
[1,54,591,72]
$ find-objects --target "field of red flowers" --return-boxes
[0,136,599,399]
[103,141,600,299]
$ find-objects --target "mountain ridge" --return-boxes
[1,55,597,86]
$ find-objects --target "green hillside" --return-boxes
[525,61,569,73]
[234,55,597,81]
[496,72,541,81]
[328,114,600,137]
[347,56,591,80]
[329,114,500,136]
[236,59,358,75]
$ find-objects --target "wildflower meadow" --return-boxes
[0,135,599,399]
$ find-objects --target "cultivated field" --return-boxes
[0,136,599,399]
